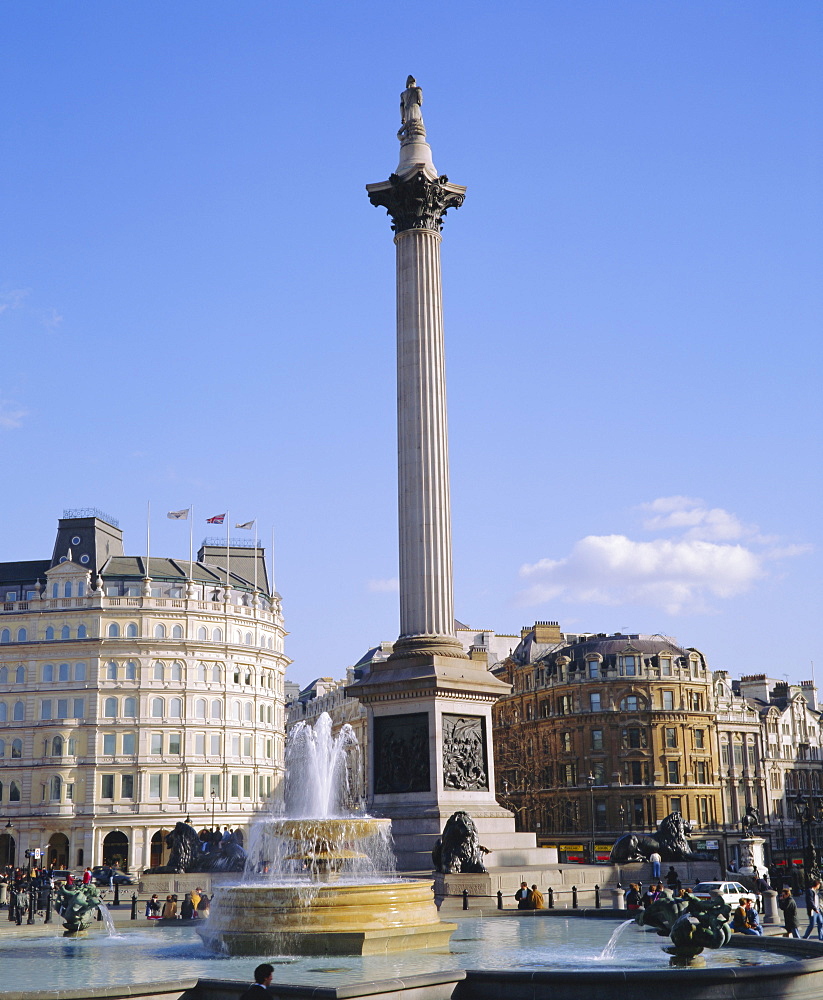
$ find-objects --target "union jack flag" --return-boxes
[206,513,226,524]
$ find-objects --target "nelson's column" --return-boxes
[349,79,540,871]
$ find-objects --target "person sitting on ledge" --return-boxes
[530,884,545,909]
[515,882,533,909]
[239,963,274,999]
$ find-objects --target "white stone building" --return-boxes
[0,510,288,872]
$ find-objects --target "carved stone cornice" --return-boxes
[367,171,466,234]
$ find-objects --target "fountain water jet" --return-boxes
[199,713,456,956]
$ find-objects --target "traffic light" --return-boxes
[24,850,31,859]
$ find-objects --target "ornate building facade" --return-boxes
[0,510,288,872]
[491,623,723,860]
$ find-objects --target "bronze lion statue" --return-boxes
[432,810,489,874]
[144,821,202,874]
[609,811,697,863]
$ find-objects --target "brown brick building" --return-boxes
[492,622,723,860]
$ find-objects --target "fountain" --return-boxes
[198,713,456,956]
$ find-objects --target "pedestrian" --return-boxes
[161,894,178,920]
[803,880,823,940]
[191,886,202,911]
[65,872,74,888]
[743,898,763,935]
[146,894,161,919]
[196,893,211,918]
[82,867,92,886]
[779,887,800,938]
[626,883,643,910]
[515,882,532,909]
[238,963,274,999]
[649,850,662,880]
[665,867,681,892]
[180,893,195,920]
[530,884,545,910]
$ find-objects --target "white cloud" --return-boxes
[367,577,399,593]
[0,397,27,429]
[518,497,809,615]
[0,288,30,316]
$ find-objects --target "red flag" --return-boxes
[206,513,226,524]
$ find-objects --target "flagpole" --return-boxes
[146,501,151,582]
[253,519,258,595]
[225,509,230,599]
[270,524,276,594]
[189,504,194,583]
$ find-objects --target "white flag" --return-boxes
[167,509,189,520]
[235,520,255,530]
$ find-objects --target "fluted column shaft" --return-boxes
[395,227,454,640]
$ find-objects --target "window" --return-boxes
[588,660,600,679]
[232,735,240,756]
[197,627,207,641]
[52,735,64,756]
[695,760,708,784]
[170,661,182,681]
[695,729,705,749]
[168,733,181,755]
[211,664,221,683]
[107,662,118,680]
[721,742,729,765]
[44,626,54,641]
[210,734,220,755]
[558,694,573,715]
[210,774,220,796]
[77,624,87,638]
[121,774,134,798]
[122,697,136,718]
[72,698,84,718]
[101,774,114,799]
[591,729,603,750]
[15,665,23,683]
[662,691,674,710]
[9,780,20,801]
[124,661,136,680]
[154,624,166,639]
[126,623,138,638]
[698,796,710,825]
[622,655,636,676]
[563,763,577,787]
[589,692,601,712]
[107,623,120,638]
[665,728,677,748]
[733,742,744,767]
[624,761,649,785]
[104,697,117,718]
[194,774,204,797]
[75,663,86,681]
[56,698,68,719]
[60,626,69,640]
[168,773,180,798]
[58,662,69,681]
[660,658,671,676]
[194,733,205,755]
[212,628,223,642]
[68,737,77,755]
[41,700,53,720]
[691,692,703,711]
[245,632,252,646]
[667,760,680,784]
[122,733,135,755]
[0,666,6,683]
[169,698,182,718]
[211,700,222,720]
[13,700,24,721]
[560,732,572,752]
[50,775,62,801]
[171,624,183,639]
[17,628,28,642]
[153,662,165,681]
[621,696,639,711]
[243,775,251,798]
[231,774,239,797]
[195,698,206,719]
[103,733,116,755]
[43,664,54,682]
[149,774,161,798]
[11,739,22,758]
[0,703,5,723]
[0,629,8,643]
[622,727,646,749]
[747,742,756,767]
[244,702,252,722]
[151,733,163,755]
[151,698,163,718]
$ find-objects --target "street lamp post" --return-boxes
[210,791,218,833]
[586,774,596,865]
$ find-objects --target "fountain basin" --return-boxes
[199,879,456,955]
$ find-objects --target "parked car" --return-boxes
[691,881,760,907]
[49,870,75,883]
[91,866,135,887]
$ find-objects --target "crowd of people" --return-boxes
[146,888,211,921]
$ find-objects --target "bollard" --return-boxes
[497,890,503,910]
[611,887,626,910]
[131,893,138,920]
[595,884,601,909]
[462,889,469,911]
[114,882,120,907]
[572,885,578,909]
[547,886,554,909]
[44,889,52,924]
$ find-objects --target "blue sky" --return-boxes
[1,1,820,688]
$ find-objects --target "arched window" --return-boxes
[267,705,273,724]
[211,700,222,720]
[52,584,58,598]
[268,637,273,649]
[170,662,183,682]
[77,581,85,597]
[154,624,166,640]
[43,664,54,682]
[15,666,25,684]
[234,701,242,721]
[197,663,207,683]
[107,623,120,638]
[244,702,252,722]
[169,697,182,718]
[64,583,72,598]
[153,662,165,681]
[17,628,27,642]
[0,738,4,757]
[60,626,69,639]
[107,662,118,681]
[123,697,137,718]
[51,775,62,801]
[77,624,87,639]
[9,780,20,801]
[124,661,136,680]
[1,629,10,643]
[52,735,63,757]
[57,663,69,681]
[0,666,6,684]
[172,625,183,639]
[195,698,207,719]
[212,664,221,683]
[74,662,87,681]
[12,701,24,721]
[197,627,207,641]
[212,627,223,642]
[11,739,22,758]
[0,702,6,722]
[126,623,138,638]
[259,704,265,723]
[236,630,243,644]
[245,632,252,646]
[151,698,164,718]
[104,698,117,718]
[45,626,54,641]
